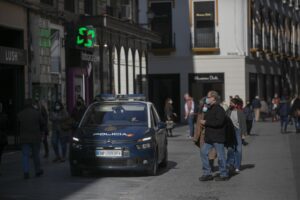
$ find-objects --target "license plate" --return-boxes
[95,150,122,157]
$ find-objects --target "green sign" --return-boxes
[76,26,96,48]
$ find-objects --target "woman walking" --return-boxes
[164,98,176,137]
[226,98,247,173]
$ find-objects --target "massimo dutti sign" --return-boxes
[0,46,27,65]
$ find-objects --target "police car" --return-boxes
[69,94,168,176]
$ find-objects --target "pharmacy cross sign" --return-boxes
[76,26,96,48]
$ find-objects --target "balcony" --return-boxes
[192,32,219,54]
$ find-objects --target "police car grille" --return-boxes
[98,158,140,166]
[83,139,136,145]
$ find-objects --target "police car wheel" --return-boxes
[147,151,158,176]
[160,146,168,168]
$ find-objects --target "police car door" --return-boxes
[150,105,164,161]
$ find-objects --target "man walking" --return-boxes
[18,99,45,179]
[199,91,229,181]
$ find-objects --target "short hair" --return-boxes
[208,90,220,102]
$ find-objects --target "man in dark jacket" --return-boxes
[18,99,45,179]
[199,91,229,181]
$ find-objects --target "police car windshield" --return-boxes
[81,102,148,126]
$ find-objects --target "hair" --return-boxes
[208,90,220,103]
[230,98,240,105]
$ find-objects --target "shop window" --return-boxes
[150,2,173,49]
[193,1,216,48]
[85,0,93,15]
[65,0,75,12]
[40,0,53,6]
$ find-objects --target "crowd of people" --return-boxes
[164,91,300,181]
[0,96,86,179]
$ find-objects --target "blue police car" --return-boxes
[69,95,168,176]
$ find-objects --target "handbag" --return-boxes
[166,120,174,129]
[295,109,300,117]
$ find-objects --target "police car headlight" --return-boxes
[72,137,80,142]
[72,137,82,149]
[137,136,152,142]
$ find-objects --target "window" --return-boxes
[85,0,93,15]
[50,29,61,73]
[65,0,75,12]
[150,2,173,49]
[193,1,216,48]
[40,0,53,6]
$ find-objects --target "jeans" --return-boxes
[51,131,69,158]
[22,143,41,174]
[200,142,228,177]
[227,127,242,170]
[280,115,289,131]
[188,115,194,137]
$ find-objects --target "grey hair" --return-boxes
[208,90,220,103]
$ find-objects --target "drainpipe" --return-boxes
[27,8,32,98]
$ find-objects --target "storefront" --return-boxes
[0,46,26,140]
[189,73,224,102]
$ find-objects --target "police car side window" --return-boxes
[151,106,158,127]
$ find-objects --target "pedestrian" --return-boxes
[252,96,261,122]
[184,93,195,138]
[278,96,290,133]
[199,91,229,181]
[50,101,72,162]
[243,100,254,135]
[164,98,176,137]
[271,94,280,122]
[17,99,44,179]
[71,96,86,132]
[226,98,247,174]
[260,98,269,121]
[290,95,300,133]
[193,98,216,170]
[40,100,49,158]
[0,102,8,175]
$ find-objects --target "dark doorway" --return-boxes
[148,74,180,122]
[249,73,257,102]
[0,66,25,139]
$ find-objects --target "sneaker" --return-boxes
[199,175,214,181]
[235,169,240,173]
[35,170,44,177]
[52,157,61,163]
[214,176,229,181]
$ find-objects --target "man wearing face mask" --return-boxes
[199,91,229,181]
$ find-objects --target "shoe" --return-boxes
[35,170,44,177]
[235,169,240,173]
[52,157,61,163]
[242,139,248,146]
[214,176,229,181]
[199,175,214,181]
[24,173,30,180]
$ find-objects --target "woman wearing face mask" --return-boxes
[50,101,71,162]
[226,98,247,173]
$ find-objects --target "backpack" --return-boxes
[224,115,237,148]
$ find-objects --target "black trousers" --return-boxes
[246,120,253,135]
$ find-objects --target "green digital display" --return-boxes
[76,26,96,48]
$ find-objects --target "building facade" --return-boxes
[0,0,159,143]
[139,0,300,121]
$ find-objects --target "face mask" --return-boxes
[55,106,60,110]
[202,106,208,113]
[76,101,82,106]
[169,100,173,104]
[205,98,210,105]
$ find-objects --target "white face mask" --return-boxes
[169,100,173,104]
[55,106,61,110]
[202,106,208,113]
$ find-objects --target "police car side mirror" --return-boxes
[157,122,166,129]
